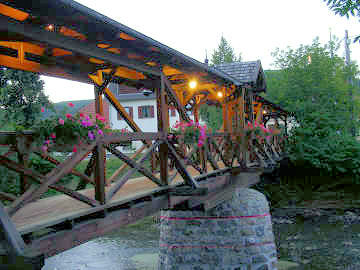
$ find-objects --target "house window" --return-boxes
[117,106,133,120]
[138,105,154,119]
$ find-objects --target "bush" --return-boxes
[287,129,360,182]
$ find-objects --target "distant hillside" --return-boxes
[42,100,93,119]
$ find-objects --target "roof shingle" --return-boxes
[215,61,261,84]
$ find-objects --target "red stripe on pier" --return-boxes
[160,213,270,220]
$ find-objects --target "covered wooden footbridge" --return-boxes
[0,0,289,266]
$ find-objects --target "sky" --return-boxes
[43,0,360,102]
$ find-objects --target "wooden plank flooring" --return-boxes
[9,164,218,235]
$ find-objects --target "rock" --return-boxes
[277,260,300,270]
[304,245,317,251]
[131,253,158,270]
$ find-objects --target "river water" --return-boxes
[42,209,360,270]
[42,218,160,270]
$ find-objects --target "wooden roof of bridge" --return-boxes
[0,0,242,94]
[215,61,266,93]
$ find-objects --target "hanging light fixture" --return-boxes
[46,24,54,31]
[217,91,223,98]
[189,80,197,89]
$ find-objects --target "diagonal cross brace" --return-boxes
[161,72,191,123]
[166,142,199,189]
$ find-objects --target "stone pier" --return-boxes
[159,187,277,270]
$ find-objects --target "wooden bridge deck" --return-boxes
[10,164,222,235]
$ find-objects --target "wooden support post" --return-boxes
[177,89,187,157]
[256,104,263,124]
[222,103,228,132]
[227,100,233,134]
[0,202,25,256]
[94,86,106,204]
[157,72,169,185]
[194,105,199,124]
[248,90,255,124]
[18,153,29,194]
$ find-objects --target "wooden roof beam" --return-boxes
[0,14,161,77]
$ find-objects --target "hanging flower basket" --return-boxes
[32,103,108,153]
[170,120,208,147]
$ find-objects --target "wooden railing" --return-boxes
[0,130,284,217]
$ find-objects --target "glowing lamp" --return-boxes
[46,24,54,31]
[189,80,197,89]
[217,91,223,98]
[263,110,267,114]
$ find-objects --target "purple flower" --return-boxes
[88,131,95,140]
[41,145,48,152]
[98,129,103,135]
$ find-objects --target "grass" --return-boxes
[70,153,152,190]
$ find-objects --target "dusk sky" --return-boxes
[42,0,360,102]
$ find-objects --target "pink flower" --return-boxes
[85,116,90,121]
[41,107,45,113]
[186,122,193,127]
[45,140,51,145]
[79,113,84,118]
[68,102,74,107]
[66,113,72,119]
[72,146,77,153]
[88,131,95,140]
[197,142,203,147]
[58,118,64,125]
[50,133,56,139]
[41,145,48,152]
[98,129,103,135]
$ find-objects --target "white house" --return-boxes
[108,83,199,150]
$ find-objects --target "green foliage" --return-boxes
[265,37,360,184]
[324,0,360,18]
[0,68,51,129]
[29,154,73,187]
[210,36,241,66]
[266,37,358,133]
[199,105,222,131]
[287,126,360,180]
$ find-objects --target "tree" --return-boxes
[200,37,241,131]
[324,0,360,42]
[267,37,357,128]
[265,38,360,182]
[210,36,241,66]
[0,68,51,129]
[324,0,360,18]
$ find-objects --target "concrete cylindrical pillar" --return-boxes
[159,187,277,270]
